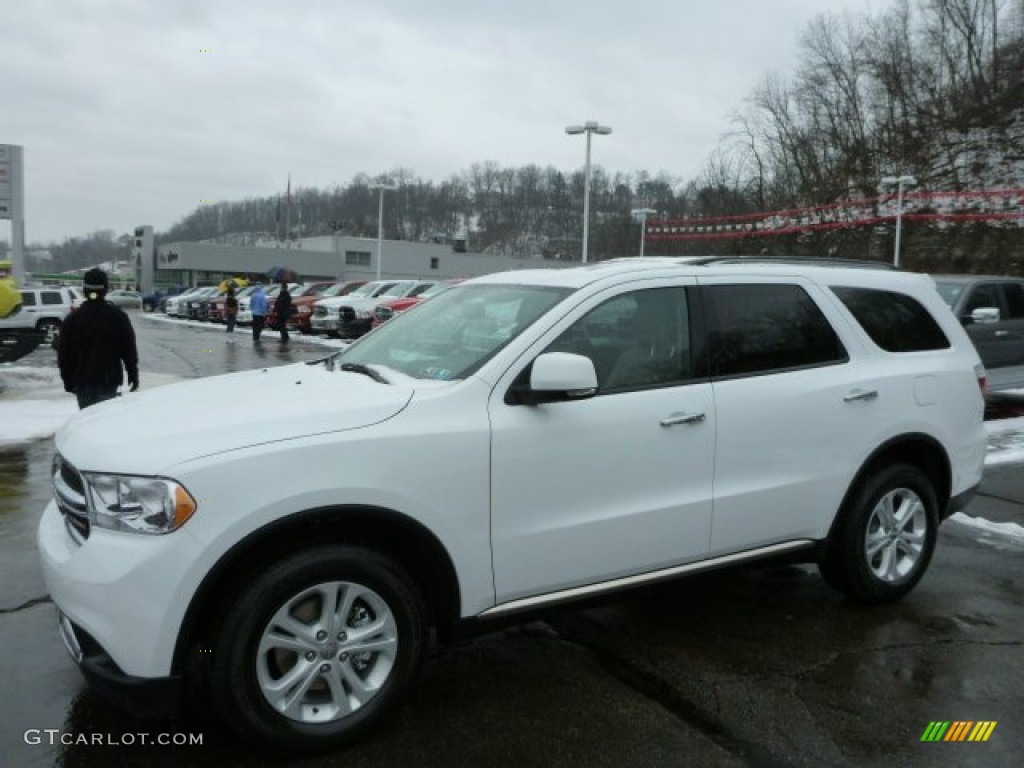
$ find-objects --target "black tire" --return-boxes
[38,318,61,347]
[210,546,425,753]
[820,463,939,604]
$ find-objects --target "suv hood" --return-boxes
[56,363,414,475]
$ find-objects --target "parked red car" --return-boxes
[287,281,366,334]
[371,280,461,328]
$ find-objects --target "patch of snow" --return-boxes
[949,512,1024,544]
[0,365,183,450]
[984,416,1024,466]
[140,313,352,348]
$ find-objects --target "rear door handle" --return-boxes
[660,412,706,427]
[995,330,1009,337]
[843,389,878,403]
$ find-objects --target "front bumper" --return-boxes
[58,609,183,718]
[38,500,204,684]
[311,315,339,331]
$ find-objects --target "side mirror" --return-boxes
[510,352,598,405]
[970,307,1000,324]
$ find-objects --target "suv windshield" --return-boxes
[340,283,572,381]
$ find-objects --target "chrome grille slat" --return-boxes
[52,454,91,542]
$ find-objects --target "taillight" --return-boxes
[974,363,988,394]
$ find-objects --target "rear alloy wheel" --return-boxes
[211,546,425,752]
[820,463,939,604]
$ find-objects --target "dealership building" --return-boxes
[133,227,567,292]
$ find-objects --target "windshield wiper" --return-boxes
[339,362,389,384]
[307,350,344,369]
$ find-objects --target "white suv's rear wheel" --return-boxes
[211,546,424,752]
[820,464,939,604]
[37,319,61,346]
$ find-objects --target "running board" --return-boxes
[479,539,816,619]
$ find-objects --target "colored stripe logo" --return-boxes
[921,721,997,742]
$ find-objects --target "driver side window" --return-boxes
[544,287,692,393]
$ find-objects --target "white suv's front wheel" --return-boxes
[820,464,939,604]
[211,546,425,753]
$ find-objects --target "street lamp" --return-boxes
[368,182,398,280]
[566,121,612,263]
[880,174,917,268]
[631,208,657,257]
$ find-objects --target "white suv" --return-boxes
[0,284,79,345]
[39,258,987,752]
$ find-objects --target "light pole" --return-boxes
[566,121,612,263]
[880,174,917,268]
[631,208,657,257]
[368,182,398,280]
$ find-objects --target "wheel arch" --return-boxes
[825,432,952,549]
[171,505,462,675]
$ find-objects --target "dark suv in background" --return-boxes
[933,275,1024,369]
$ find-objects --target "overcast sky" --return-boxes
[1,0,882,245]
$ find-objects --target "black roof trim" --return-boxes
[680,256,896,271]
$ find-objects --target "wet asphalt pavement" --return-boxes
[1,312,1022,767]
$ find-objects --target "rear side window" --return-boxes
[1004,283,1024,319]
[20,292,37,307]
[832,286,949,352]
[702,284,847,378]
[41,292,63,305]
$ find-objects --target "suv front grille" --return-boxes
[52,454,90,543]
[339,306,356,322]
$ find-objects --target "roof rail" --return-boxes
[677,256,896,270]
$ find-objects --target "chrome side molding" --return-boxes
[479,539,816,618]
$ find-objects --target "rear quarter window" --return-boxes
[831,286,950,352]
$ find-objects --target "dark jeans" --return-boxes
[279,323,289,342]
[226,314,236,333]
[76,387,118,409]
[252,315,266,341]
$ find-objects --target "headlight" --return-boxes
[355,309,372,319]
[81,473,196,535]
[298,306,310,314]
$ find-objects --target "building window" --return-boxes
[345,250,371,267]
[430,257,439,270]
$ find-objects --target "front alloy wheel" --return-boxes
[256,580,399,724]
[211,546,424,752]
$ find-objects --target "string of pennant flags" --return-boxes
[646,188,1024,241]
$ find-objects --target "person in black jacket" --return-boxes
[58,268,140,409]
[273,282,292,343]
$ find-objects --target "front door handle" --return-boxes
[660,412,706,427]
[995,330,1009,337]
[843,389,879,403]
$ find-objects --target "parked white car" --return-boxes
[164,287,207,317]
[40,257,987,753]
